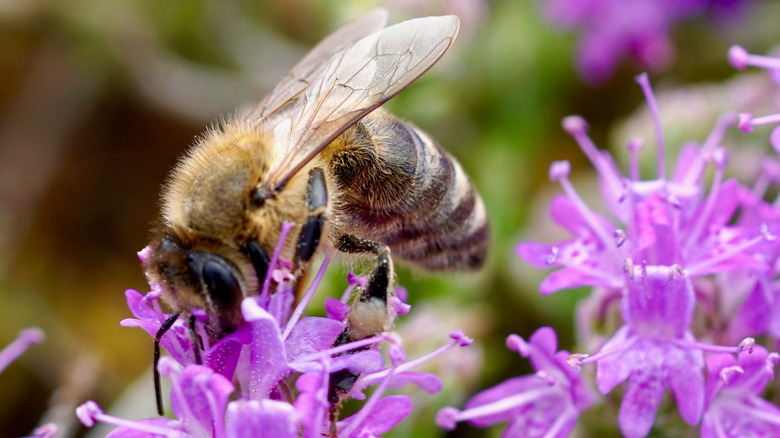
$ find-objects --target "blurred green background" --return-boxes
[1,0,779,436]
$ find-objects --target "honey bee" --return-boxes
[143,9,488,414]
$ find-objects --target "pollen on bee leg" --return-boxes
[347,297,389,341]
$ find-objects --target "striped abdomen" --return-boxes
[327,109,488,270]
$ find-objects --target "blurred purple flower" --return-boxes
[730,45,780,162]
[0,327,44,374]
[712,44,780,345]
[23,423,59,438]
[436,327,595,437]
[543,0,748,83]
[78,221,472,437]
[715,180,780,343]
[701,346,780,437]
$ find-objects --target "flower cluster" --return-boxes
[437,327,595,437]
[76,222,472,437]
[440,69,780,437]
[542,0,749,83]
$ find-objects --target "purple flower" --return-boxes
[701,346,780,437]
[76,330,469,437]
[515,72,775,437]
[0,327,44,374]
[77,358,301,438]
[517,74,768,297]
[436,327,595,437]
[715,182,780,343]
[582,264,705,437]
[713,45,780,344]
[78,221,473,437]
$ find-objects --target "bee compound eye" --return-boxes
[157,236,184,255]
[201,259,242,305]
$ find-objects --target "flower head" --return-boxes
[79,222,472,437]
[517,74,767,298]
[77,358,301,438]
[516,71,777,437]
[436,327,595,437]
[591,265,703,437]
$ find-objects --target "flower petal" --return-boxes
[285,317,343,362]
[226,399,300,438]
[238,299,289,400]
[340,395,412,437]
[385,371,442,393]
[540,267,609,294]
[105,418,184,438]
[325,297,350,322]
[170,365,234,437]
[619,374,664,438]
[595,327,633,394]
[464,375,548,427]
[204,325,251,380]
[667,345,704,425]
[516,242,560,268]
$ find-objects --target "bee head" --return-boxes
[144,235,252,335]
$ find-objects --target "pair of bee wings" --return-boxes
[246,9,460,192]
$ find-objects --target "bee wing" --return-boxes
[252,9,389,120]
[262,14,460,190]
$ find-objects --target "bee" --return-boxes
[143,9,488,415]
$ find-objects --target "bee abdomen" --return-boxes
[385,142,488,270]
[330,112,488,271]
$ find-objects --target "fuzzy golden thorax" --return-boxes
[144,118,316,333]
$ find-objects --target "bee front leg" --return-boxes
[188,314,203,365]
[293,168,328,272]
[154,311,180,416]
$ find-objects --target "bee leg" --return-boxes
[188,314,203,365]
[154,311,180,416]
[327,234,393,415]
[294,168,328,271]
[329,407,342,437]
[336,234,394,320]
[327,331,361,424]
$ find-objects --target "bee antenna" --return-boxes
[154,312,180,416]
[250,185,276,208]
